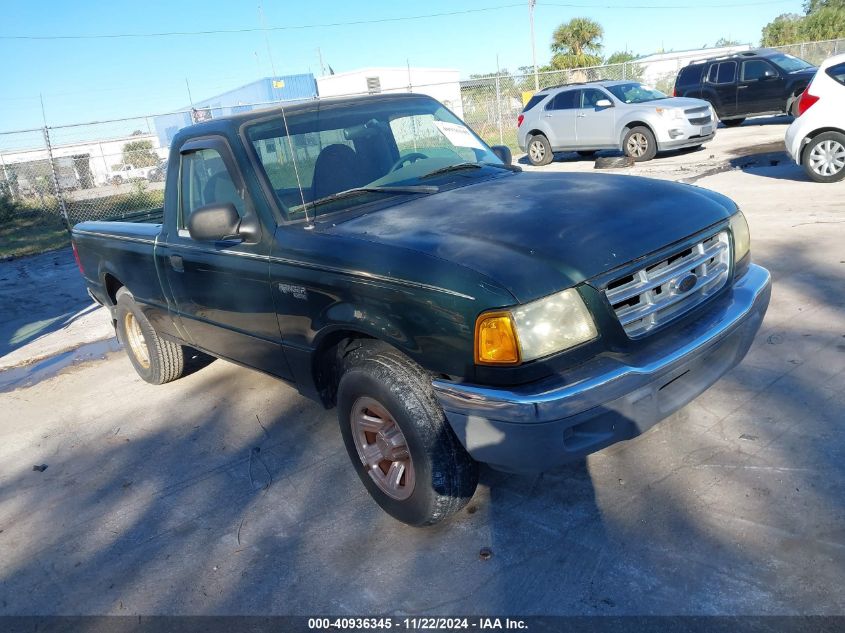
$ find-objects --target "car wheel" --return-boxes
[336,341,478,526]
[623,126,657,161]
[526,135,554,166]
[721,118,746,127]
[577,150,597,158]
[802,132,845,183]
[115,287,186,384]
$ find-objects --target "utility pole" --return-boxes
[529,0,539,91]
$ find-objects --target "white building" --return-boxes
[0,134,166,193]
[636,44,752,88]
[316,67,463,117]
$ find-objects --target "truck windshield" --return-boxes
[768,53,814,73]
[246,95,503,220]
[605,82,668,104]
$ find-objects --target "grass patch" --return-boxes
[0,211,70,260]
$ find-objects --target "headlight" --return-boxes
[730,211,750,264]
[656,107,684,120]
[474,288,598,365]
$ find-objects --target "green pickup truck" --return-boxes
[72,93,771,526]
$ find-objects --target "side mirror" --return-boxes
[491,145,513,165]
[595,99,614,108]
[762,70,778,80]
[187,202,241,242]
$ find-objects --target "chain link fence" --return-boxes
[1,38,842,232]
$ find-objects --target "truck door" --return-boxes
[737,59,784,114]
[704,61,738,119]
[541,90,579,149]
[575,88,616,148]
[157,136,292,380]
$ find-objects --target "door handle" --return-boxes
[577,113,586,118]
[544,113,553,117]
[738,85,749,89]
[170,254,184,272]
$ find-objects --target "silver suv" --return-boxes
[517,81,716,165]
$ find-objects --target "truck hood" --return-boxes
[322,171,737,303]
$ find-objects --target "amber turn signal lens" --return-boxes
[475,312,520,365]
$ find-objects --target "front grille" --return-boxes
[604,232,731,338]
[685,106,712,126]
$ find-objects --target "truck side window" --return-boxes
[715,61,737,84]
[742,60,775,82]
[547,90,578,110]
[580,88,606,108]
[179,148,245,230]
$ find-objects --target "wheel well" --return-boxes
[526,129,545,140]
[312,331,375,408]
[800,127,845,162]
[103,273,124,305]
[621,121,655,146]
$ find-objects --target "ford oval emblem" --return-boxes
[674,273,698,294]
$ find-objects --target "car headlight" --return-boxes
[730,211,750,264]
[656,107,684,120]
[474,288,598,365]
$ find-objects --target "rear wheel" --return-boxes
[802,132,845,183]
[623,126,657,161]
[526,134,554,166]
[115,287,186,384]
[336,341,478,526]
[721,118,746,127]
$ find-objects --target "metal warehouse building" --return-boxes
[154,74,318,147]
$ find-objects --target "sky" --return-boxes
[0,0,806,132]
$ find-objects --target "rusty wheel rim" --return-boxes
[124,312,150,369]
[350,396,415,500]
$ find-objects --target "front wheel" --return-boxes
[623,126,657,161]
[336,341,478,526]
[526,134,554,166]
[802,132,845,183]
[115,287,187,384]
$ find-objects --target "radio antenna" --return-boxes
[278,105,312,228]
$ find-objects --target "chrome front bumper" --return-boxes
[432,264,771,473]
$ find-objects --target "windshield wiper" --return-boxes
[421,163,484,179]
[307,185,439,209]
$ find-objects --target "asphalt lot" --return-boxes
[1,117,844,616]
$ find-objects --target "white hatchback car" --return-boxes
[785,53,845,182]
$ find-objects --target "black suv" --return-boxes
[673,49,816,126]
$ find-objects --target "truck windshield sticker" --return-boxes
[433,121,486,151]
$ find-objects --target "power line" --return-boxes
[0,4,524,40]
[0,0,796,41]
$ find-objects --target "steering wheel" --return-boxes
[390,152,429,172]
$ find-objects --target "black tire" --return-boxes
[577,150,597,158]
[594,156,635,169]
[721,118,746,127]
[115,287,186,385]
[801,131,845,183]
[622,126,657,161]
[336,341,478,526]
[526,134,554,166]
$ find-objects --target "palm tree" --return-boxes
[550,17,604,69]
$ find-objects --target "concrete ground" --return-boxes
[1,118,844,616]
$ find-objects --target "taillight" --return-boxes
[517,114,524,127]
[797,89,819,116]
[71,240,85,275]
[673,86,677,97]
